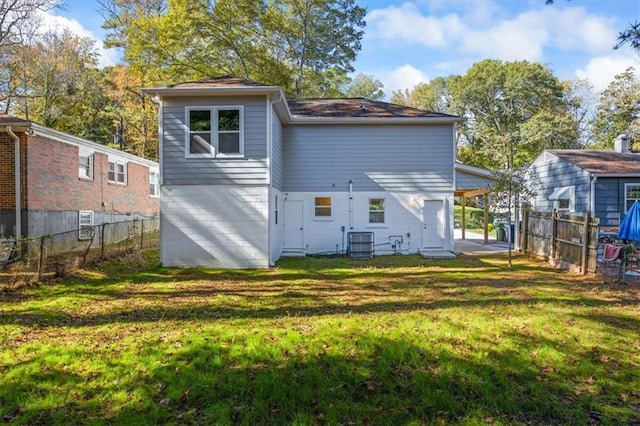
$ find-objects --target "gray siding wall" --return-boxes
[595,177,640,227]
[529,157,590,212]
[271,109,284,190]
[282,124,454,192]
[162,96,268,185]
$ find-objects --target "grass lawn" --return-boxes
[1,250,639,425]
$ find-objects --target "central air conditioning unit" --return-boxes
[348,232,374,259]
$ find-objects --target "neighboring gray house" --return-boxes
[529,135,640,228]
[143,77,468,268]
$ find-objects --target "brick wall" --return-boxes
[26,134,159,215]
[0,131,27,211]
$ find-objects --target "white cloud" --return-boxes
[575,53,640,92]
[36,10,119,68]
[366,3,464,48]
[365,3,618,65]
[380,64,429,97]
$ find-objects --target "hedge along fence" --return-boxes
[0,217,159,288]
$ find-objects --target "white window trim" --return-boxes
[78,153,93,180]
[625,183,640,212]
[149,171,160,197]
[313,196,333,221]
[78,210,94,240]
[549,185,575,212]
[185,106,244,159]
[108,159,127,185]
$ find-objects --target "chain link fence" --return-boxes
[0,217,159,288]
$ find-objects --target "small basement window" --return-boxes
[78,211,94,240]
[314,197,332,217]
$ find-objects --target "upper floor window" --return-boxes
[78,154,93,179]
[369,198,385,223]
[314,197,332,217]
[108,160,127,184]
[149,171,160,196]
[625,183,640,212]
[186,106,244,158]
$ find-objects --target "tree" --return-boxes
[590,67,640,150]
[100,0,367,97]
[453,60,569,266]
[408,76,456,112]
[344,73,384,100]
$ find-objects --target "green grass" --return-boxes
[1,250,639,425]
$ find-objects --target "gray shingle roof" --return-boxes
[286,98,457,119]
[549,149,640,174]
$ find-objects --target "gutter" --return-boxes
[6,126,21,239]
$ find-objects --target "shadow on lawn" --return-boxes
[3,332,634,425]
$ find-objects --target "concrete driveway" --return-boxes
[454,229,510,254]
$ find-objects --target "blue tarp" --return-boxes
[617,200,640,242]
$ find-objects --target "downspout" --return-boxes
[6,126,21,240]
[267,93,283,265]
[590,174,597,218]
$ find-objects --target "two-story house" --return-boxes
[0,115,159,240]
[143,77,464,268]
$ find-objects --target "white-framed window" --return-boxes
[314,197,332,217]
[369,198,385,223]
[108,160,127,184]
[186,106,244,158]
[548,185,575,212]
[78,210,94,240]
[625,183,640,212]
[149,171,160,196]
[78,154,93,179]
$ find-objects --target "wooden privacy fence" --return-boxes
[522,211,600,274]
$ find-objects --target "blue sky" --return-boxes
[45,0,640,96]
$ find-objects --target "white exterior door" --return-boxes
[284,200,304,250]
[422,199,445,249]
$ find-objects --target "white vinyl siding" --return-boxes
[162,96,268,185]
[283,124,454,192]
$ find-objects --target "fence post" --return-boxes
[581,212,591,275]
[140,220,144,248]
[551,210,558,262]
[522,211,529,253]
[100,224,107,260]
[37,236,45,281]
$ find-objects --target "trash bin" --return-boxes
[509,223,515,242]
[496,223,506,241]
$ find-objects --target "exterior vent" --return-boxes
[348,232,374,259]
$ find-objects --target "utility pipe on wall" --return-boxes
[349,179,353,230]
[6,126,21,239]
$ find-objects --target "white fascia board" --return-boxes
[31,123,159,169]
[592,173,640,178]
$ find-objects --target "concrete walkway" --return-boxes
[453,229,510,255]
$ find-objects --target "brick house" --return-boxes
[0,115,159,240]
